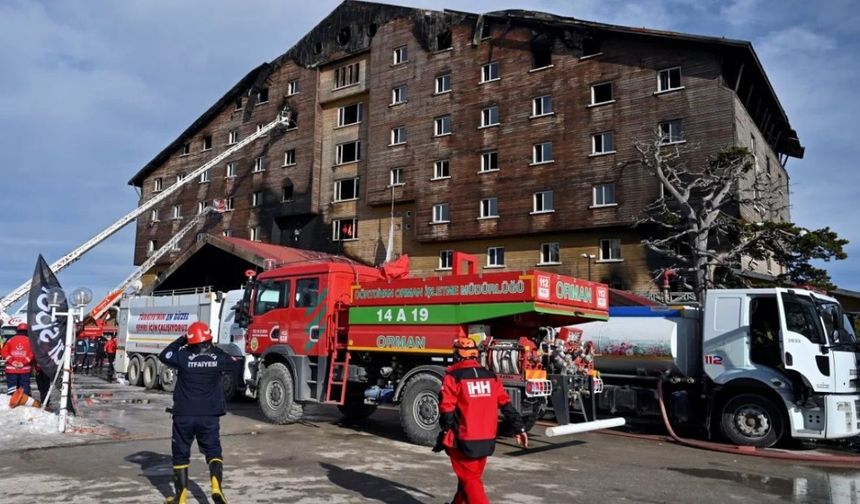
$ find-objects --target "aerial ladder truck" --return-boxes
[0,108,293,324]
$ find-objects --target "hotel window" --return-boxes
[228,130,239,145]
[540,242,561,265]
[532,95,553,116]
[390,126,407,145]
[480,151,498,172]
[532,142,553,164]
[591,82,613,105]
[202,135,212,151]
[226,162,237,178]
[438,250,453,270]
[593,183,617,207]
[393,45,408,65]
[435,73,452,94]
[288,79,299,95]
[480,106,500,127]
[533,191,554,213]
[154,177,163,192]
[257,87,269,103]
[333,178,360,202]
[479,198,498,219]
[337,103,362,126]
[659,119,684,144]
[481,62,499,83]
[487,247,505,267]
[434,115,451,136]
[284,149,296,166]
[432,203,450,223]
[332,218,358,241]
[592,132,616,154]
[657,67,682,92]
[391,85,407,105]
[433,160,450,179]
[253,156,266,172]
[599,239,622,261]
[335,141,361,164]
[334,62,360,89]
[389,168,404,186]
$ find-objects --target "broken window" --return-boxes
[181,142,190,155]
[202,135,212,151]
[591,82,613,105]
[337,103,362,126]
[282,182,294,202]
[334,178,359,201]
[336,141,360,164]
[334,62,360,89]
[234,96,242,111]
[531,42,552,69]
[436,31,452,50]
[332,218,358,241]
[480,22,492,40]
[337,26,351,46]
[582,37,601,57]
[257,88,269,103]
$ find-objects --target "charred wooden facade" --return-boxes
[128,1,802,293]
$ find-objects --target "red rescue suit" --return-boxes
[2,335,34,374]
[438,359,524,504]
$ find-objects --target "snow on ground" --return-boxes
[0,393,62,447]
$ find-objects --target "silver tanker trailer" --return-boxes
[576,287,860,448]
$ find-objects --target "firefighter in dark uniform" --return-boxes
[434,337,529,504]
[158,321,237,504]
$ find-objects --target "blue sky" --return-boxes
[0,0,858,310]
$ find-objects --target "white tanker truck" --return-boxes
[577,287,860,447]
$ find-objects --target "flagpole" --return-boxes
[57,308,77,433]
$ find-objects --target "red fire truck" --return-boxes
[239,252,611,445]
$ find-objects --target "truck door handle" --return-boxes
[784,352,793,366]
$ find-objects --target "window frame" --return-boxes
[337,103,362,127]
[253,156,266,173]
[599,238,623,262]
[225,197,235,211]
[335,140,361,165]
[481,62,500,83]
[433,160,451,180]
[591,131,616,155]
[438,250,454,271]
[539,242,561,265]
[656,67,683,93]
[250,226,261,241]
[486,246,505,268]
[228,130,239,145]
[332,218,358,241]
[198,169,211,183]
[592,183,617,207]
[480,105,500,128]
[480,151,499,173]
[431,203,450,224]
[659,119,685,145]
[251,191,263,207]
[532,190,555,214]
[150,209,160,222]
[390,126,407,146]
[434,115,452,136]
[171,205,182,220]
[532,95,553,117]
[435,73,452,94]
[334,62,360,89]
[287,79,299,96]
[281,184,294,202]
[590,82,614,106]
[153,177,163,192]
[393,45,408,65]
[226,161,237,178]
[391,85,407,105]
[202,135,213,151]
[532,142,554,165]
[333,177,360,202]
[389,168,405,187]
[479,197,499,219]
[283,149,296,167]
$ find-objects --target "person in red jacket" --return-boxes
[434,337,528,504]
[2,323,35,396]
[104,334,118,381]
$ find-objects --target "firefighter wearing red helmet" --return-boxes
[158,321,237,504]
[2,323,34,396]
[434,336,528,504]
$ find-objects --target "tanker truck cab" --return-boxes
[703,288,860,446]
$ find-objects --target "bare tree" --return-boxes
[634,130,788,300]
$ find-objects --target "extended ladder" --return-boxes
[0,108,293,318]
[324,303,351,404]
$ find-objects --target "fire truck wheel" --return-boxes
[127,355,143,387]
[222,371,237,401]
[142,358,160,390]
[161,366,176,393]
[720,393,784,448]
[400,373,442,446]
[338,393,377,422]
[259,363,303,424]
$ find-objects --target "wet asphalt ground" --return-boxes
[0,374,858,503]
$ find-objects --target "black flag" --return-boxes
[27,255,67,380]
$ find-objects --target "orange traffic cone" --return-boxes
[9,388,41,409]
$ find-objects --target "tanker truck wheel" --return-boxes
[720,393,784,448]
[142,358,160,390]
[258,363,303,424]
[221,371,237,401]
[338,392,377,423]
[399,373,442,446]
[127,355,143,387]
[160,366,177,393]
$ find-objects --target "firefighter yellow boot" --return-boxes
[163,466,189,504]
[209,458,227,504]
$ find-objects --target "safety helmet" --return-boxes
[16,323,28,334]
[453,337,479,360]
[186,321,213,345]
